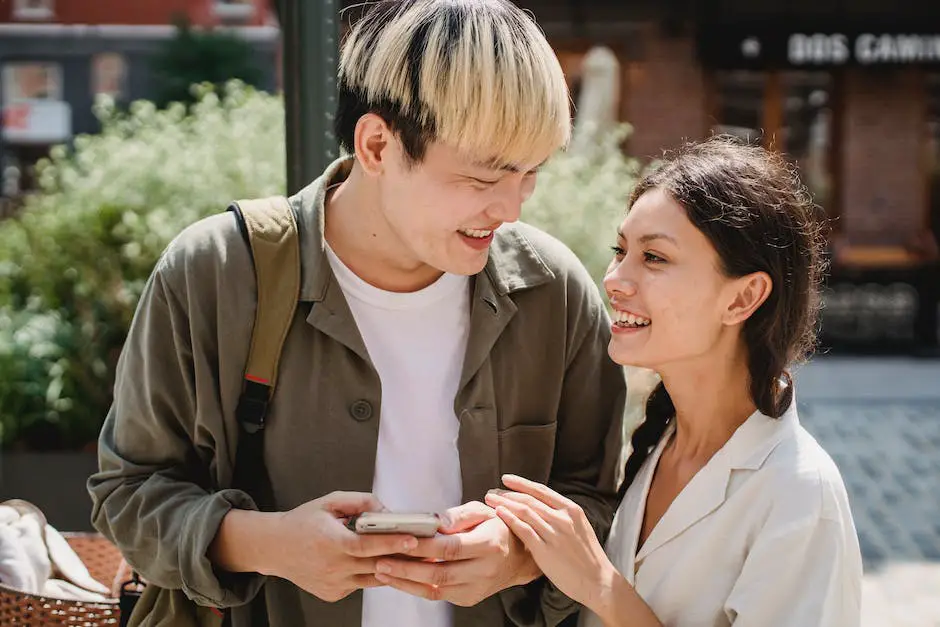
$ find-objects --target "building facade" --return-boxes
[518,0,940,350]
[0,0,279,194]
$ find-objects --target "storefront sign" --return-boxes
[700,23,940,68]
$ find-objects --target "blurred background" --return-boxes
[0,0,936,624]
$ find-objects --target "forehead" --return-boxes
[621,189,689,233]
[425,141,550,172]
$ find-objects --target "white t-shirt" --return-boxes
[325,244,470,627]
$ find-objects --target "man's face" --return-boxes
[377,140,542,276]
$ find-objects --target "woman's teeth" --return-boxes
[459,228,493,239]
[614,311,651,327]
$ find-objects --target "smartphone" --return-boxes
[348,512,440,538]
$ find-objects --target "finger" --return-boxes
[344,532,419,558]
[487,494,555,541]
[321,491,388,517]
[486,490,563,522]
[495,506,543,550]
[375,556,481,587]
[404,520,501,561]
[438,501,495,534]
[374,573,442,602]
[353,574,385,589]
[501,475,576,511]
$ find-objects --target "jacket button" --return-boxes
[350,400,373,421]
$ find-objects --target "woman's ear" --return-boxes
[723,271,772,326]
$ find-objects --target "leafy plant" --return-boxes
[0,84,640,450]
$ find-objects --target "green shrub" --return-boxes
[0,83,639,450]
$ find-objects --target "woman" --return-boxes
[485,137,863,626]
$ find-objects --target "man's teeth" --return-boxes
[614,311,651,327]
[459,228,493,239]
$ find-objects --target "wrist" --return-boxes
[594,566,632,627]
[509,537,542,587]
[210,508,285,577]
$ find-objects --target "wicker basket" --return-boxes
[0,532,123,626]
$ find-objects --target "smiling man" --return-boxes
[88,1,625,626]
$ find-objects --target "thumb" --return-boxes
[438,501,495,534]
[318,491,388,517]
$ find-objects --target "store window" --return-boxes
[710,69,836,215]
[782,71,835,213]
[711,70,766,144]
[92,53,127,100]
[928,74,940,255]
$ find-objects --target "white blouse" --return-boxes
[581,399,863,627]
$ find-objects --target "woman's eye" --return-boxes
[610,246,625,258]
[644,251,665,263]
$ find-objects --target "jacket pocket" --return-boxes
[497,422,557,484]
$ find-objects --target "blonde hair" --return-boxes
[336,0,571,168]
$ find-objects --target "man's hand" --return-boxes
[372,501,542,606]
[264,491,419,602]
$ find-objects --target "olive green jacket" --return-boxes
[88,158,626,627]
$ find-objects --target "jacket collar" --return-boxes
[635,396,800,563]
[291,156,556,303]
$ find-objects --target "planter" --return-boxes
[0,451,99,532]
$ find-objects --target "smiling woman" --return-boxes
[486,136,862,627]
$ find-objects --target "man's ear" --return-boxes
[723,271,772,326]
[353,113,392,177]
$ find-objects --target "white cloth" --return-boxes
[581,398,863,627]
[325,245,470,627]
[0,499,110,601]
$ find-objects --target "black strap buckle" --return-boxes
[236,379,272,434]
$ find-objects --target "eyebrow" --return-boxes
[473,157,548,173]
[617,230,679,246]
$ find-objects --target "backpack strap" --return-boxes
[228,196,300,437]
[224,196,299,627]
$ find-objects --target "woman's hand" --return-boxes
[484,474,621,611]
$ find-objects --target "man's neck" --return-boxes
[323,165,444,293]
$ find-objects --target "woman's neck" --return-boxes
[658,344,757,463]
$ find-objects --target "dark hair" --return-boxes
[335,0,439,162]
[620,136,828,496]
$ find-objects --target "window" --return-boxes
[711,71,767,144]
[2,62,62,103]
[92,53,127,100]
[782,71,835,213]
[214,0,255,21]
[1,62,70,146]
[13,0,54,21]
[710,69,836,215]
[927,74,940,257]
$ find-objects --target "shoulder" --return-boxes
[758,417,855,526]
[494,221,602,303]
[155,210,252,292]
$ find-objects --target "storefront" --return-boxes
[695,20,940,350]
[532,1,940,351]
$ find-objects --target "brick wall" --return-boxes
[840,68,927,248]
[623,24,708,160]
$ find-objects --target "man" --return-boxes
[88,1,625,626]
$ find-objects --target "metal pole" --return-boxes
[282,0,339,195]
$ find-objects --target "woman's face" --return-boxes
[603,188,750,372]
